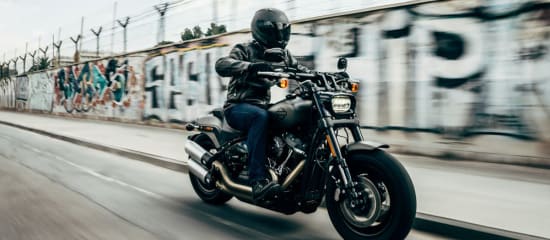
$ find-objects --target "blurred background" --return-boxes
[0,0,549,239]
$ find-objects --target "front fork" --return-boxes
[323,120,365,208]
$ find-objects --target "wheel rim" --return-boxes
[338,174,390,232]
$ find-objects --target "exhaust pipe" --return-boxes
[185,140,213,184]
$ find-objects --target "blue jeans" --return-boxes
[224,103,268,183]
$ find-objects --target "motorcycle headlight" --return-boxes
[331,96,351,113]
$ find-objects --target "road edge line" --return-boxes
[0,120,188,173]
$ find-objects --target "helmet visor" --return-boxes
[257,21,291,42]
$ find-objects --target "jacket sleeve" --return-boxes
[215,44,251,77]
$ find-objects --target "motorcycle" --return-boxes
[184,49,416,240]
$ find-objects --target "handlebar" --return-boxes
[256,71,317,79]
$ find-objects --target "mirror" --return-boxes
[264,48,285,62]
[337,57,348,70]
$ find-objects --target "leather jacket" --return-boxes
[215,40,309,109]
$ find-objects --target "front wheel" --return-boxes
[326,150,416,240]
[188,134,233,205]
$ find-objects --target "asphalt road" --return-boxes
[0,124,446,240]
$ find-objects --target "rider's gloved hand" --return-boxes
[248,62,273,75]
[246,62,275,89]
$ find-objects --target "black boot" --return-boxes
[252,178,280,202]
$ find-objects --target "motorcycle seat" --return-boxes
[221,118,245,144]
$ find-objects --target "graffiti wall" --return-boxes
[0,0,548,159]
[15,75,29,111]
[28,72,54,111]
[0,77,15,109]
[48,55,145,119]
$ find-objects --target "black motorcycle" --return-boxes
[185,50,416,240]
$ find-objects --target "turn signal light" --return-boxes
[351,83,359,93]
[279,78,289,88]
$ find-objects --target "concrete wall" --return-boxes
[1,0,549,163]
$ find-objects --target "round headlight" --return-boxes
[331,96,351,113]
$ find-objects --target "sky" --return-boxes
[0,0,412,63]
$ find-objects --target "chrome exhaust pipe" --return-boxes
[212,161,252,194]
[185,140,213,184]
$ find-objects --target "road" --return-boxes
[0,124,445,240]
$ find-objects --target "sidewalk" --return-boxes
[0,111,190,171]
[1,111,549,239]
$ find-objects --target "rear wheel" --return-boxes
[189,134,233,205]
[326,150,416,240]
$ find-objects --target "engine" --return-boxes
[267,133,307,177]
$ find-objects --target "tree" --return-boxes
[206,22,227,36]
[29,56,51,72]
[181,25,209,41]
[181,28,195,41]
[192,25,203,39]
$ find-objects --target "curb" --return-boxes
[414,213,548,240]
[1,119,547,240]
[0,120,188,173]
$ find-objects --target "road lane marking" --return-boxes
[56,156,165,200]
[23,144,165,200]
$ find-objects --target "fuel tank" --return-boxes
[268,97,313,130]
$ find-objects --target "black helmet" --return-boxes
[251,8,291,49]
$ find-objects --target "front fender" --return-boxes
[342,140,389,155]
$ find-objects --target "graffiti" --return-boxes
[15,75,29,111]
[0,0,548,159]
[282,0,550,141]
[143,44,230,122]
[50,56,144,119]
[0,78,16,109]
[28,72,54,111]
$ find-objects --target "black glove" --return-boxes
[247,62,273,75]
[247,62,274,89]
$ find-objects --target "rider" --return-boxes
[215,8,309,201]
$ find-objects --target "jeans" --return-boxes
[224,103,268,183]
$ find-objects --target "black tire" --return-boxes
[326,150,416,240]
[189,134,233,205]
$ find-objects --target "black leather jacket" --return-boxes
[215,40,309,109]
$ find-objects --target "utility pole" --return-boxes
[70,35,81,63]
[287,0,296,20]
[212,0,218,24]
[117,17,130,54]
[231,0,238,30]
[91,26,103,57]
[155,3,169,44]
[80,17,85,52]
[111,1,118,54]
[19,43,28,73]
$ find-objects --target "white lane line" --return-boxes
[55,156,165,200]
[25,145,164,200]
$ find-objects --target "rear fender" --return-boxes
[192,116,222,148]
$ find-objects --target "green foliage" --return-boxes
[28,56,51,72]
[181,23,226,41]
[192,26,204,38]
[206,23,227,36]
[181,28,195,41]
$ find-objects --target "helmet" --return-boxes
[251,8,291,49]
